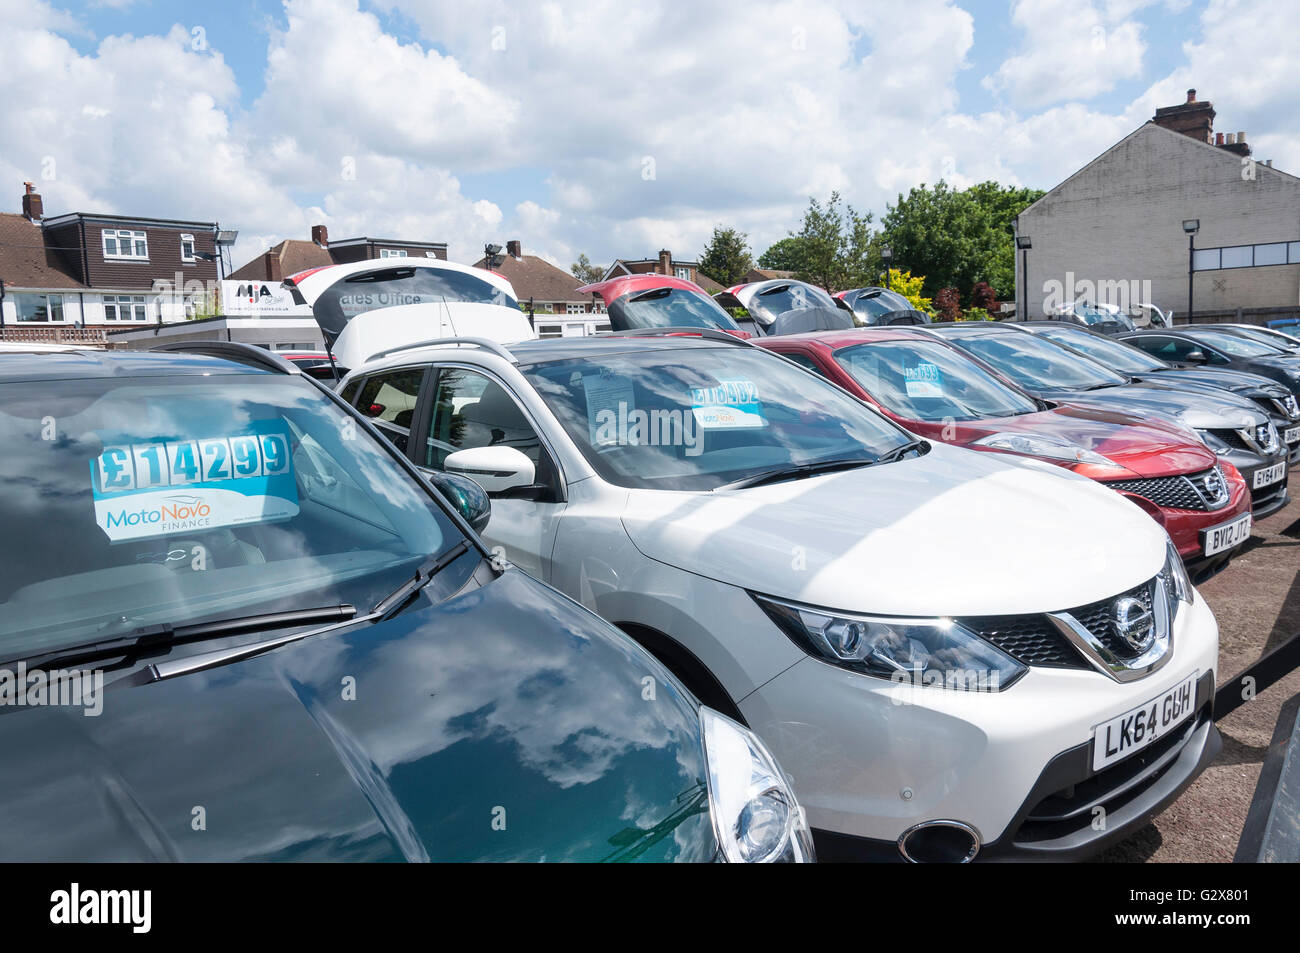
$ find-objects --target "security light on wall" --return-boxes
[1182,220,1200,234]
[1016,236,1032,249]
[215,230,239,245]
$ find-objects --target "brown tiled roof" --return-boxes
[746,268,796,282]
[695,272,726,294]
[473,253,590,303]
[0,213,86,289]
[230,239,333,281]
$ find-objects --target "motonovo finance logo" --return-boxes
[103,494,214,535]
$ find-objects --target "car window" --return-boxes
[1188,329,1287,357]
[424,367,544,471]
[745,283,839,327]
[1128,335,1220,364]
[1035,326,1166,373]
[0,374,460,659]
[774,351,827,375]
[943,330,1127,390]
[608,287,741,332]
[522,345,912,491]
[354,367,426,454]
[835,340,1039,421]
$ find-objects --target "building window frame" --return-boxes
[1192,239,1300,271]
[102,229,149,261]
[14,293,68,323]
[379,248,409,259]
[102,294,149,322]
[180,233,197,262]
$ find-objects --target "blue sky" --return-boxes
[4,0,1294,271]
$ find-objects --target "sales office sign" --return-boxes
[220,280,311,316]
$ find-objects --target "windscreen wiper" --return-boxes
[874,438,929,465]
[717,457,877,491]
[9,604,358,672]
[371,541,471,620]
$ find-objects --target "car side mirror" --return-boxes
[1184,349,1208,364]
[423,469,492,533]
[443,446,536,495]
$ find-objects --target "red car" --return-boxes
[758,327,1252,579]
[576,275,751,336]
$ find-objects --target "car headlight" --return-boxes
[1163,537,1194,622]
[970,431,1124,471]
[1197,429,1231,456]
[752,594,1027,691]
[699,707,814,863]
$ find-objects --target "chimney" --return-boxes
[1153,89,1215,144]
[658,249,672,275]
[265,252,283,282]
[1221,130,1252,158]
[506,239,522,260]
[1215,132,1225,145]
[311,224,329,247]
[21,182,42,221]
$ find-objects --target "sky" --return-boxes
[2,0,1296,274]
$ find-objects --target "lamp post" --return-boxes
[881,246,893,290]
[1016,235,1032,320]
[1182,220,1199,324]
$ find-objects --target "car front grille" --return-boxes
[1103,467,1229,511]
[1207,427,1250,451]
[957,615,1087,669]
[1063,579,1158,661]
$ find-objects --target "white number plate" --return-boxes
[1092,673,1198,771]
[1284,426,1300,444]
[1252,462,1286,489]
[1202,512,1252,556]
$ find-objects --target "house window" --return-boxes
[674,266,691,280]
[1192,248,1220,271]
[565,302,586,314]
[1255,243,1288,267]
[536,323,563,339]
[1220,245,1253,269]
[180,233,197,262]
[379,249,408,259]
[14,293,65,322]
[103,294,148,322]
[103,229,148,260]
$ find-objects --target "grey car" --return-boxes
[1018,322,1300,465]
[927,322,1291,518]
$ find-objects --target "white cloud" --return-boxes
[984,0,1147,109]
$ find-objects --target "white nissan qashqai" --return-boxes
[287,260,1220,862]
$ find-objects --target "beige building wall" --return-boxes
[1017,123,1300,319]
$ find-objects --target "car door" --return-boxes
[417,364,566,580]
[346,366,428,456]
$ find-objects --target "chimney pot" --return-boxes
[311,224,329,247]
[1216,132,1225,145]
[658,249,672,274]
[1238,131,1246,143]
[1226,133,1236,144]
[1187,88,1196,103]
[506,239,522,260]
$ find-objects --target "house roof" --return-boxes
[747,268,796,281]
[0,213,86,290]
[230,239,332,281]
[694,272,726,294]
[471,252,590,303]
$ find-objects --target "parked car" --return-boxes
[1119,327,1300,404]
[576,275,748,335]
[929,322,1291,518]
[335,325,1221,862]
[833,287,931,325]
[756,328,1251,578]
[1017,322,1300,464]
[1195,322,1300,354]
[1044,302,1136,334]
[714,279,855,337]
[282,257,536,376]
[0,342,813,863]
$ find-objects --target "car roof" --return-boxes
[756,326,937,349]
[926,321,1017,336]
[574,274,708,302]
[508,334,736,366]
[0,348,274,383]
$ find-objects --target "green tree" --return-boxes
[698,226,753,287]
[878,181,1044,304]
[757,237,804,271]
[570,253,603,285]
[884,269,935,317]
[787,191,877,292]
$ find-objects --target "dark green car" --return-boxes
[0,343,812,863]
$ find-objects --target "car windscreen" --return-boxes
[1225,327,1300,351]
[310,266,520,348]
[1186,329,1286,358]
[834,340,1038,422]
[0,374,461,659]
[1035,326,1167,373]
[942,330,1128,391]
[522,346,912,491]
[745,283,839,326]
[607,287,741,332]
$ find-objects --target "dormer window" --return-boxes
[103,229,148,260]
[180,234,196,262]
[379,248,408,258]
